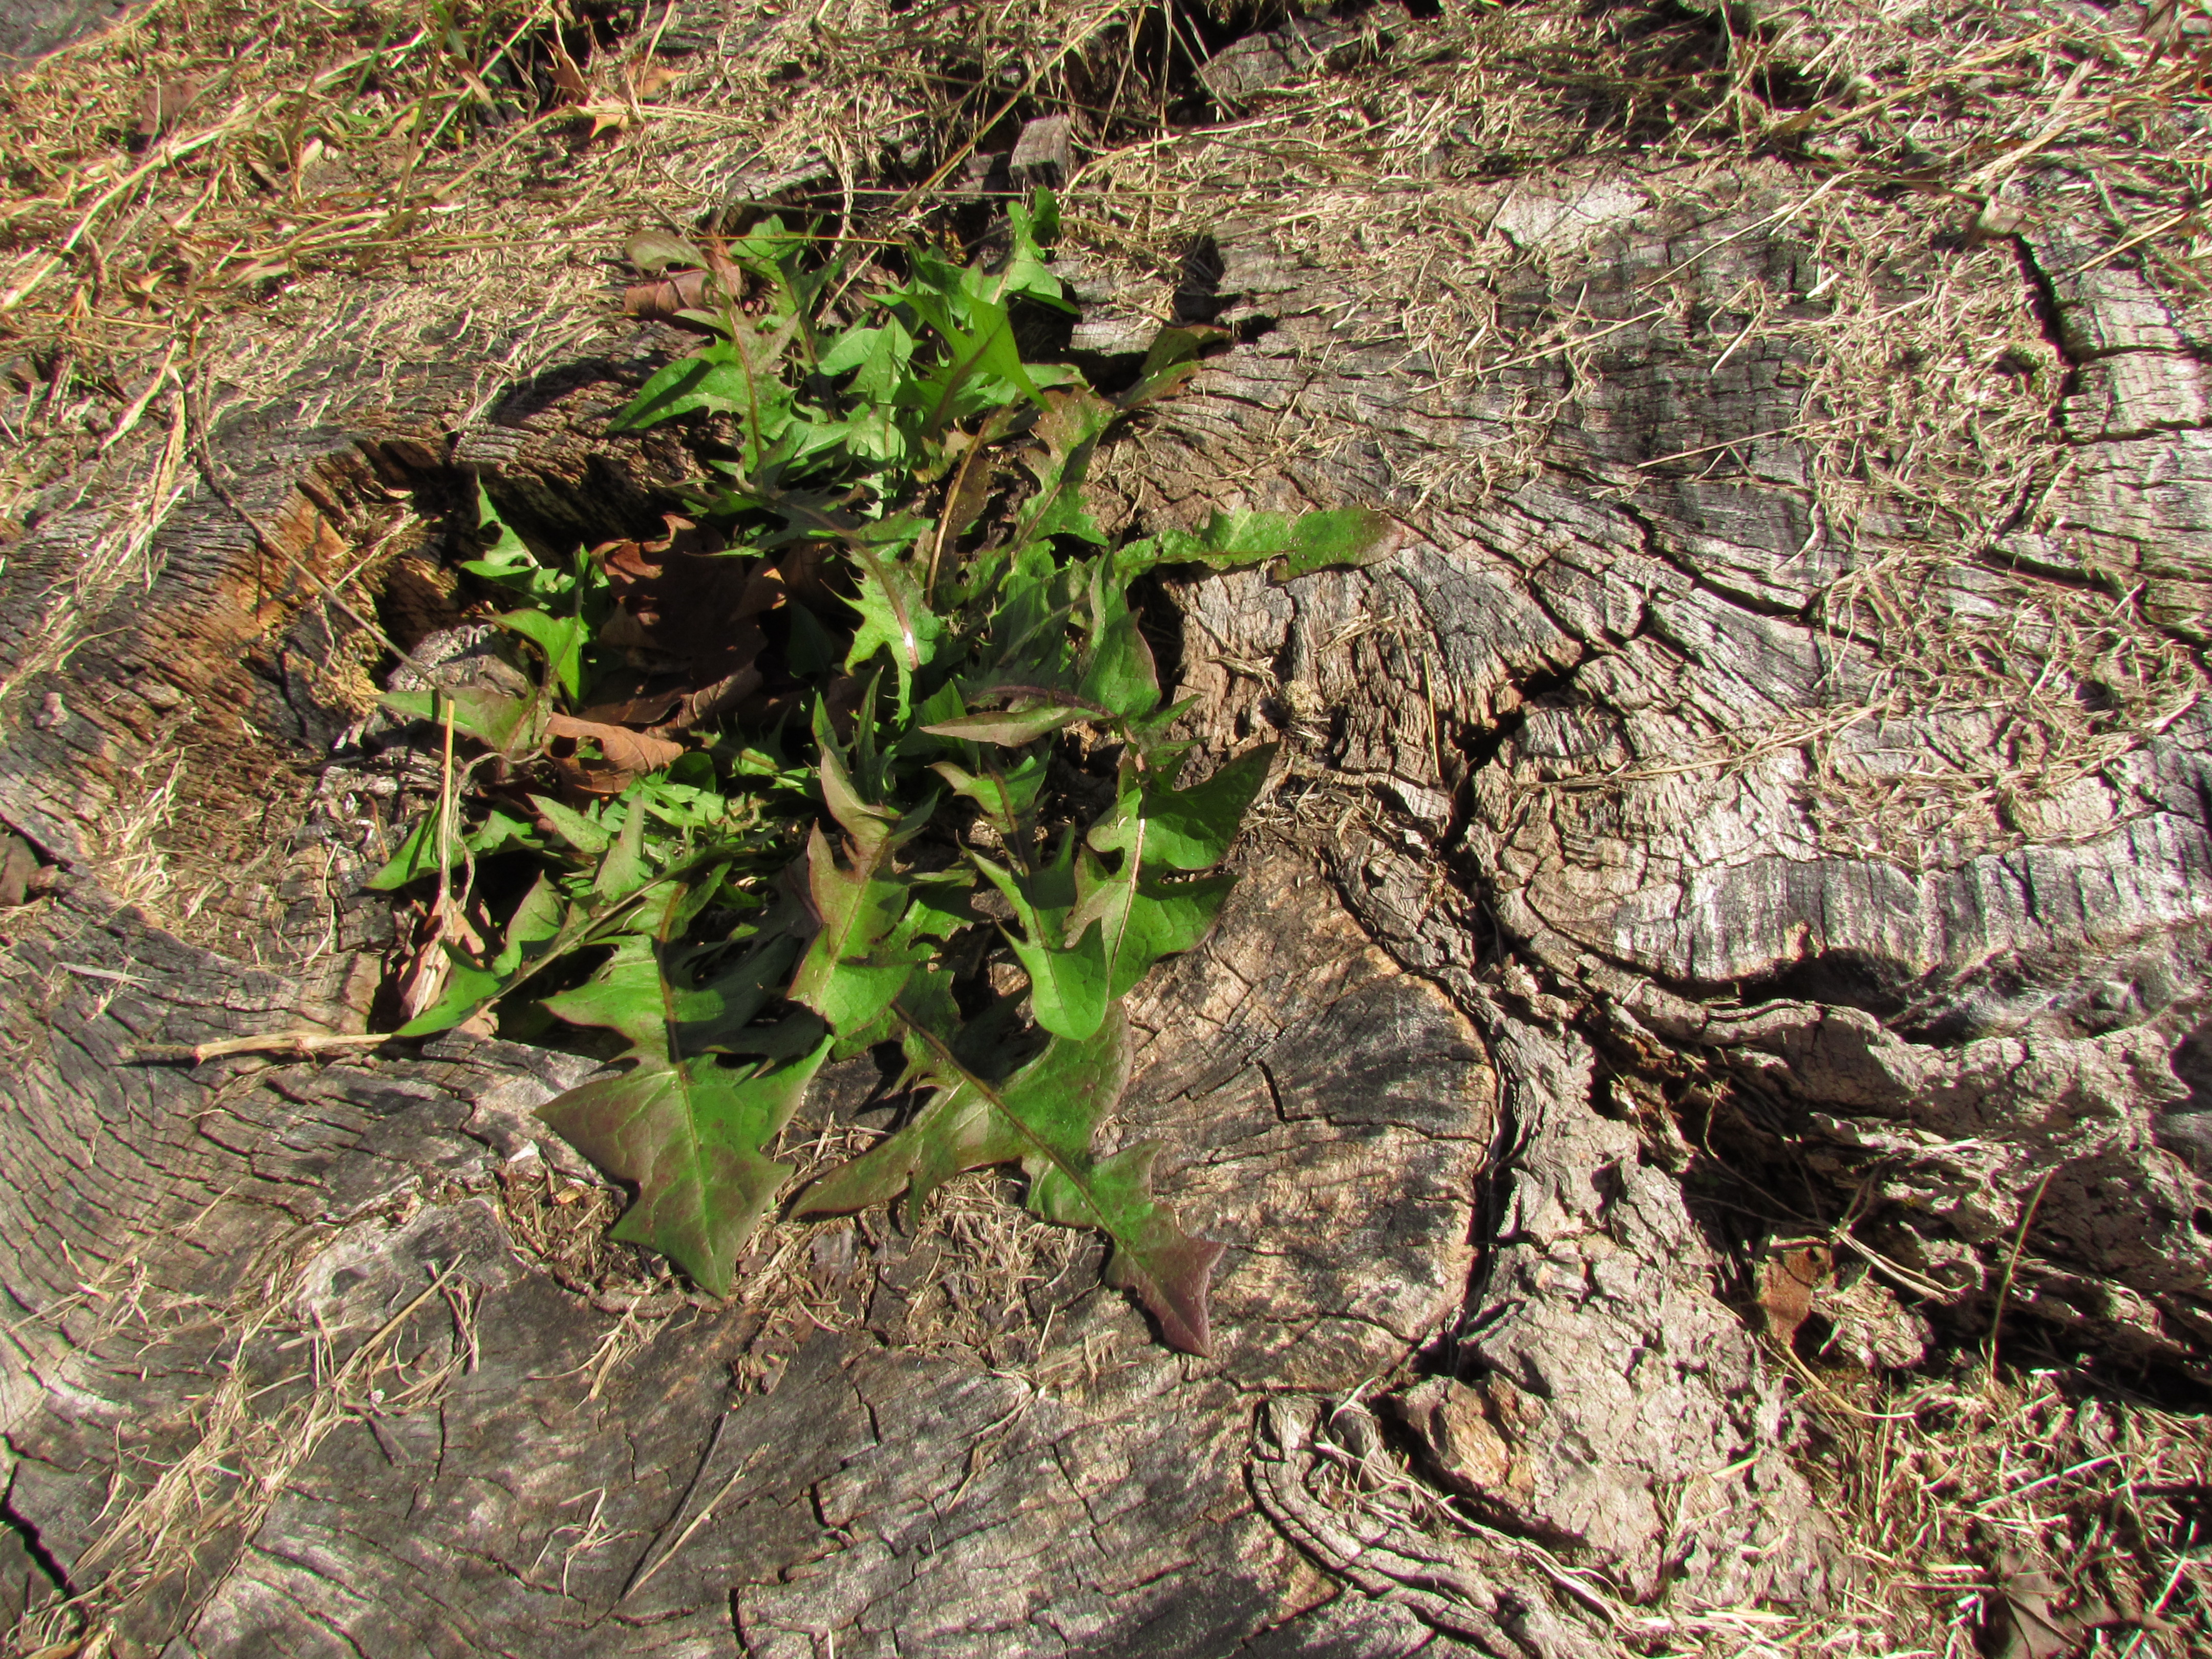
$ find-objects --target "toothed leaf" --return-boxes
[788,823,923,1035]
[796,1006,1222,1352]
[1089,743,1278,871]
[540,1041,828,1295]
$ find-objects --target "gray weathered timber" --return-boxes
[1117,165,2212,1395]
[1,858,1490,1655]
[4,92,2211,1659]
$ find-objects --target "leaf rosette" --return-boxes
[366,194,1401,1352]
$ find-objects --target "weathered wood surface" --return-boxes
[0,856,1488,1655]
[5,61,2211,1659]
[1112,163,2212,1386]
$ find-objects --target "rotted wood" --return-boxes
[5,88,2211,1659]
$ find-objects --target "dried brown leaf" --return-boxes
[592,516,779,689]
[1758,1243,1832,1345]
[1990,1552,2122,1659]
[545,714,686,780]
[623,269,715,320]
[547,36,591,104]
[573,682,683,727]
[135,77,205,142]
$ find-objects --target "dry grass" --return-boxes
[1262,1353,2212,1658]
[0,0,1188,527]
[0,1210,480,1656]
[1778,1365,2212,1659]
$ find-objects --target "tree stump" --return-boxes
[4,69,2209,1659]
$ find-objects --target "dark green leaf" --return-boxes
[796,1007,1222,1354]
[395,954,507,1038]
[1090,743,1278,871]
[1003,189,1070,308]
[814,699,899,850]
[1114,506,1402,582]
[1277,507,1406,579]
[1030,1138,1226,1356]
[540,1040,830,1295]
[846,546,948,707]
[395,875,572,1038]
[921,705,1086,746]
[593,801,654,900]
[544,926,805,1056]
[611,317,800,455]
[1013,389,1115,546]
[972,846,1107,1039]
[532,877,835,1294]
[1009,918,1110,1039]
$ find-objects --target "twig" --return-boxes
[620,1418,769,1606]
[122,1030,405,1065]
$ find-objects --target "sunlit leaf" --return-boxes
[1115,505,1405,582]
[1090,743,1279,871]
[541,1040,830,1296]
[1073,852,1236,1001]
[379,683,548,759]
[929,753,1048,832]
[788,823,923,1036]
[921,705,1087,746]
[364,207,1277,1353]
[366,812,449,891]
[796,1007,1223,1354]
[1077,564,1161,721]
[627,228,707,273]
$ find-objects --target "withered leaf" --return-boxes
[545,714,686,781]
[547,36,592,103]
[593,515,779,695]
[1757,1243,1832,1345]
[136,78,205,142]
[577,101,632,143]
[1990,1552,2121,1659]
[0,834,36,908]
[625,269,716,321]
[662,666,765,734]
[573,681,684,727]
